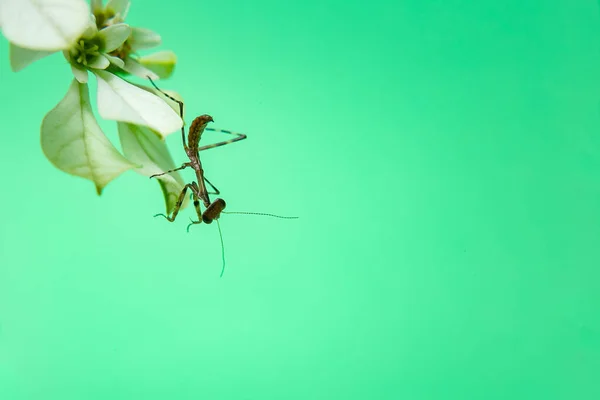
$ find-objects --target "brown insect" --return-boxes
[147,78,246,229]
[147,78,297,276]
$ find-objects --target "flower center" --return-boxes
[70,39,101,66]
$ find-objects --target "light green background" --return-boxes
[1,0,600,398]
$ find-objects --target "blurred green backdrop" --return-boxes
[1,0,600,398]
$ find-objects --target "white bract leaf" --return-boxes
[137,50,177,79]
[120,57,159,80]
[129,27,161,51]
[70,64,89,83]
[90,0,103,14]
[80,15,98,39]
[41,79,137,194]
[118,123,187,213]
[0,0,90,51]
[106,0,130,20]
[98,23,130,52]
[87,54,110,69]
[138,84,185,119]
[104,53,125,68]
[95,70,183,137]
[9,42,53,72]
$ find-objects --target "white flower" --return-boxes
[63,17,133,83]
[0,0,186,213]
[92,0,178,80]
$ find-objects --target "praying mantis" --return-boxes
[147,78,246,229]
[147,77,296,276]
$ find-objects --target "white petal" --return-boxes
[98,23,131,53]
[62,49,72,63]
[137,50,177,79]
[81,15,98,39]
[0,0,90,51]
[70,64,88,83]
[41,79,137,194]
[139,84,185,119]
[88,54,110,69]
[90,0,103,14]
[9,42,54,72]
[106,0,130,20]
[103,53,124,68]
[120,57,158,80]
[129,27,161,51]
[118,122,188,214]
[94,70,183,137]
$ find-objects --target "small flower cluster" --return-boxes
[0,0,186,213]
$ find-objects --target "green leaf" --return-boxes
[94,70,183,137]
[137,50,177,79]
[0,0,90,51]
[41,79,137,194]
[118,123,188,214]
